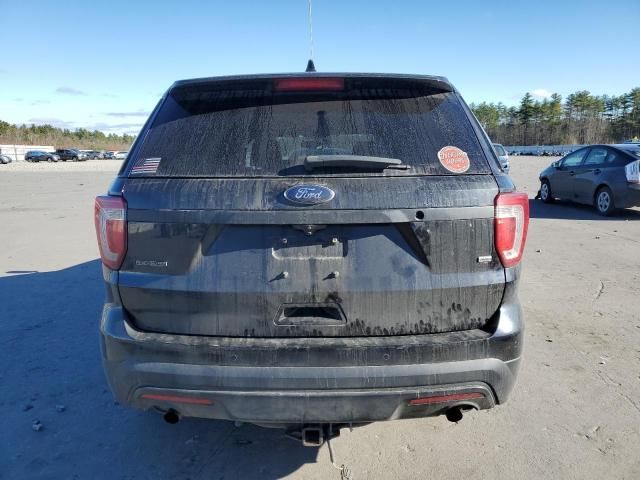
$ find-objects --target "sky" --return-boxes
[1,0,639,135]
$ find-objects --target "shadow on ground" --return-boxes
[529,198,640,220]
[1,260,319,479]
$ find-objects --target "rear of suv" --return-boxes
[56,148,87,161]
[96,73,529,431]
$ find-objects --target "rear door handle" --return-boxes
[593,168,601,175]
[569,170,576,176]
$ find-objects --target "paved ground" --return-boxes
[1,157,639,479]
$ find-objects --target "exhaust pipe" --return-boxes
[446,406,463,423]
[163,409,181,424]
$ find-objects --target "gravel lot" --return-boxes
[1,157,639,479]
[0,159,125,172]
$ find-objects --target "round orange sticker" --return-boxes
[437,146,470,173]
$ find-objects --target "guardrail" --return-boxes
[503,145,584,156]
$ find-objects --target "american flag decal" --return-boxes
[130,157,161,175]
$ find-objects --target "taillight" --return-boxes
[495,192,529,268]
[94,196,127,270]
[273,77,345,92]
[625,159,640,184]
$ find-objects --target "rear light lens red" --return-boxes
[495,192,529,268]
[274,77,345,92]
[94,196,127,270]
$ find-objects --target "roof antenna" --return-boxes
[305,0,316,72]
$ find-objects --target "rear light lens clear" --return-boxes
[94,196,127,270]
[625,160,640,184]
[495,192,529,268]
[274,77,345,92]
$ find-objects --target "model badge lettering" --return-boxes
[135,260,168,268]
[284,185,335,205]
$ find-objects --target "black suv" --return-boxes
[55,148,87,161]
[96,73,529,436]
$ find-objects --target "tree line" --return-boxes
[0,120,136,150]
[470,88,640,146]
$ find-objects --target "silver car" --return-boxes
[538,144,640,215]
[493,143,510,172]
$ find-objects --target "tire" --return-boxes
[539,179,554,203]
[595,186,616,216]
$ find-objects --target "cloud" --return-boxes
[86,122,143,132]
[13,97,25,102]
[101,93,119,98]
[31,100,51,106]
[27,117,76,129]
[55,86,87,96]
[530,88,553,99]
[105,110,150,118]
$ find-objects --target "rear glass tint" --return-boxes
[131,80,490,177]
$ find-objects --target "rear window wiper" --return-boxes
[304,155,409,172]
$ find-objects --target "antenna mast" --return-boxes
[306,0,316,72]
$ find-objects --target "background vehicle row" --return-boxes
[22,149,128,162]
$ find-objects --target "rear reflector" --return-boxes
[495,192,530,268]
[94,195,127,270]
[274,77,345,92]
[409,392,484,406]
[140,393,213,405]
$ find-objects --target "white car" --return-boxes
[493,143,510,172]
[114,151,128,160]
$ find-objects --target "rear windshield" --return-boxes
[130,80,490,177]
[618,145,640,158]
[493,144,507,156]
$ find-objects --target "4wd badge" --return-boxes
[284,184,335,205]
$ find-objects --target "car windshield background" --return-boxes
[133,88,490,177]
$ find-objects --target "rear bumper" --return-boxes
[100,299,523,424]
[616,184,640,209]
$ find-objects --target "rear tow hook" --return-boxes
[285,425,352,479]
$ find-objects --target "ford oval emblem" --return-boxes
[284,184,335,205]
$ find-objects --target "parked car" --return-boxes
[25,150,60,162]
[493,143,510,172]
[55,148,87,161]
[0,154,12,164]
[83,150,104,159]
[104,151,116,159]
[114,151,128,159]
[96,73,530,441]
[538,144,640,215]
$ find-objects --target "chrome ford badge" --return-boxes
[284,184,335,205]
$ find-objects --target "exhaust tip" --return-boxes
[446,407,463,423]
[163,409,181,424]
